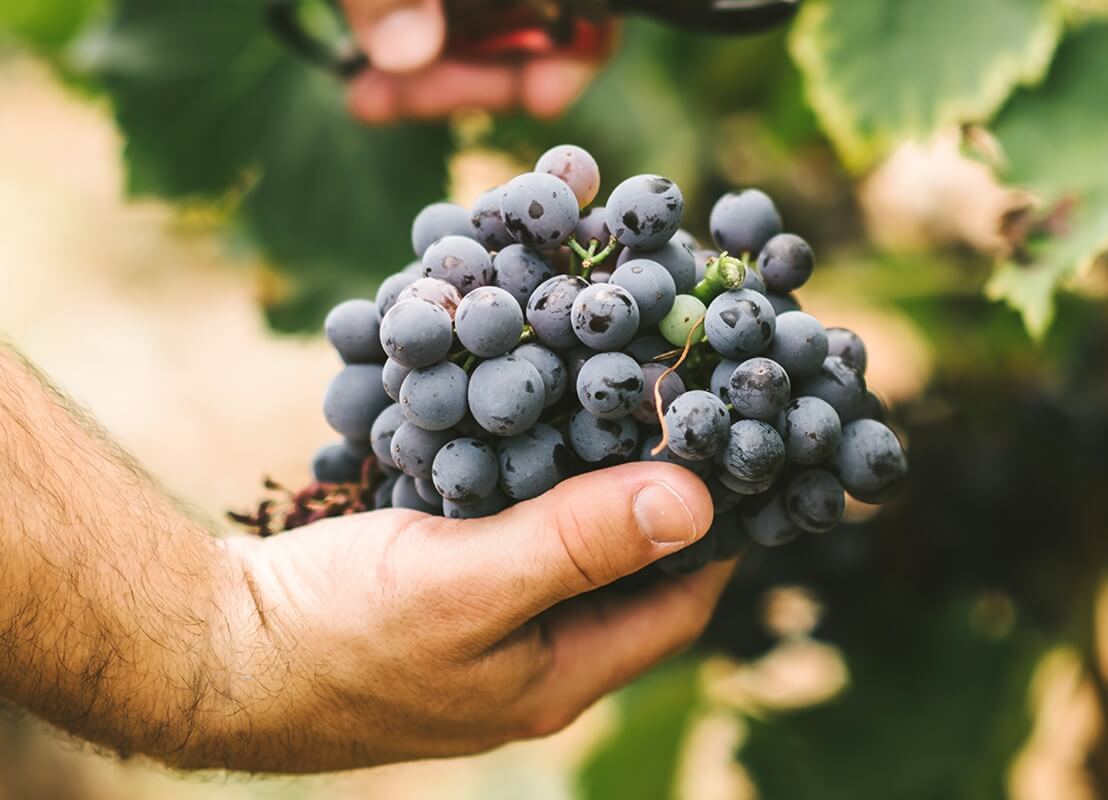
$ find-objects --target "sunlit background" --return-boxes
[2,0,1107,797]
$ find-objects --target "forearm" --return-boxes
[0,343,247,765]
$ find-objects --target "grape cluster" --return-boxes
[311,144,908,572]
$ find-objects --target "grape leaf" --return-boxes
[741,601,1041,800]
[577,659,700,800]
[985,22,1108,338]
[82,0,450,331]
[789,0,1063,172]
[0,0,101,52]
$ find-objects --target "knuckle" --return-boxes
[522,704,582,740]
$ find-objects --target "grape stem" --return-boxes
[568,236,619,279]
[462,354,478,374]
[518,324,536,345]
[691,252,747,305]
[651,313,707,457]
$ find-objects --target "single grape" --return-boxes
[721,419,786,483]
[826,327,868,373]
[710,358,741,402]
[511,343,567,407]
[443,489,510,519]
[659,294,707,347]
[411,202,472,257]
[392,474,443,514]
[716,468,775,497]
[375,272,419,317]
[758,233,814,293]
[575,207,611,247]
[432,438,499,504]
[455,286,525,358]
[705,289,777,359]
[381,358,413,402]
[784,469,845,533]
[741,492,801,547]
[325,299,385,364]
[535,144,601,208]
[830,419,908,503]
[640,434,712,478]
[767,293,801,315]
[605,174,685,250]
[493,244,555,311]
[379,299,454,369]
[399,361,469,431]
[500,172,579,248]
[374,473,398,509]
[657,526,719,576]
[497,424,573,500]
[311,442,366,484]
[323,364,390,439]
[672,229,699,251]
[633,362,685,426]
[764,311,828,381]
[798,356,867,420]
[370,402,406,468]
[663,390,730,461]
[728,357,791,421]
[469,186,515,250]
[390,422,456,480]
[859,390,887,422]
[617,239,697,294]
[526,275,590,350]
[395,277,463,318]
[626,335,677,366]
[415,477,443,505]
[776,396,842,465]
[564,344,598,389]
[568,411,640,464]
[576,352,644,420]
[468,355,546,436]
[422,235,494,295]
[610,259,677,327]
[571,283,641,351]
[709,189,782,257]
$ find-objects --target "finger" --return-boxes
[434,462,715,628]
[341,0,446,74]
[520,57,599,118]
[511,560,738,738]
[347,61,519,124]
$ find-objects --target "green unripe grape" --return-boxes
[659,294,707,347]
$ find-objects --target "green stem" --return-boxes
[587,236,619,269]
[691,252,747,305]
[462,354,478,374]
[518,325,536,345]
[567,236,592,262]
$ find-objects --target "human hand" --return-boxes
[215,461,731,773]
[339,0,605,122]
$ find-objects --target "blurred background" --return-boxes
[2,0,1107,797]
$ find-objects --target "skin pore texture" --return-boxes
[0,342,732,774]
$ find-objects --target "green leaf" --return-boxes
[986,22,1108,338]
[577,659,701,800]
[741,601,1043,800]
[789,0,1062,172]
[82,0,450,332]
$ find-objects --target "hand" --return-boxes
[339,0,604,122]
[216,461,731,772]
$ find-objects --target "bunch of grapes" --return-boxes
[309,144,908,574]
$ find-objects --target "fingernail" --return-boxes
[359,2,444,74]
[633,482,697,545]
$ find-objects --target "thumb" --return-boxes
[448,462,715,627]
[342,0,446,74]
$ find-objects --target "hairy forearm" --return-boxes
[0,343,250,765]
